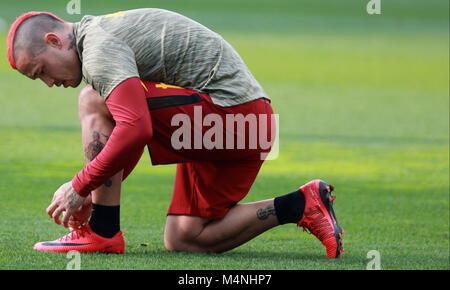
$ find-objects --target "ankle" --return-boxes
[274,190,305,225]
[89,203,120,238]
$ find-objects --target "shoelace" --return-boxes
[299,207,334,242]
[59,224,91,242]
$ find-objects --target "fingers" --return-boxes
[62,209,73,228]
[52,206,64,225]
[51,207,74,228]
[68,213,89,229]
[68,213,83,229]
[46,201,59,219]
[62,209,77,228]
[47,181,84,227]
[68,220,81,229]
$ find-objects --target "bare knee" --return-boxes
[78,85,113,121]
[164,215,211,252]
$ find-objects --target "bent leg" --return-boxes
[77,85,147,239]
[164,157,280,253]
[164,199,279,253]
[78,85,123,206]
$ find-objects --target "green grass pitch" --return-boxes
[0,0,448,270]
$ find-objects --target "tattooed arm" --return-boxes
[46,181,85,228]
[47,78,150,227]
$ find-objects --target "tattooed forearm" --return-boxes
[256,204,276,220]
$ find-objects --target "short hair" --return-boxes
[7,12,66,69]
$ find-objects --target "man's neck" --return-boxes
[63,22,77,52]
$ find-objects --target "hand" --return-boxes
[46,182,85,228]
[68,194,92,229]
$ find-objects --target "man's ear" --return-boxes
[44,33,62,49]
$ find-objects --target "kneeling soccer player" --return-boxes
[7,8,344,258]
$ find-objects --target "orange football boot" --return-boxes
[298,179,344,258]
[33,223,124,253]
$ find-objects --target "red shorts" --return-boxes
[141,81,275,219]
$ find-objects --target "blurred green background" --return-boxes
[0,0,448,269]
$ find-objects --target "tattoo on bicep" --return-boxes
[256,204,276,220]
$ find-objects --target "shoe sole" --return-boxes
[34,242,124,253]
[318,180,344,258]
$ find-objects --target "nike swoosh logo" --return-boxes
[41,242,93,246]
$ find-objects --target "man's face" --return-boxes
[16,43,82,88]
